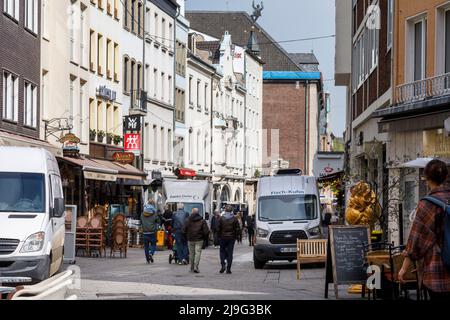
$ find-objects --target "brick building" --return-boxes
[186,11,324,175]
[0,0,58,152]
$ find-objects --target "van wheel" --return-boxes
[253,253,266,269]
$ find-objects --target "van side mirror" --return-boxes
[53,198,65,218]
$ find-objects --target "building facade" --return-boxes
[373,0,450,244]
[0,0,58,152]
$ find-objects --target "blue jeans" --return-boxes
[174,231,188,261]
[143,233,157,261]
[220,239,236,270]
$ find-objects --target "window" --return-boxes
[114,43,119,81]
[106,104,112,136]
[89,98,96,131]
[3,0,19,20]
[189,130,193,163]
[169,23,173,47]
[161,72,165,100]
[106,39,112,79]
[0,173,45,213]
[25,0,38,33]
[168,129,172,162]
[2,71,19,122]
[196,80,201,109]
[204,84,209,112]
[153,68,157,97]
[113,106,120,135]
[445,10,450,73]
[145,8,151,36]
[162,18,166,45]
[138,2,143,37]
[24,82,37,127]
[130,60,136,92]
[79,81,86,141]
[97,101,103,139]
[69,77,75,127]
[123,56,129,93]
[70,1,76,61]
[124,0,129,28]
[114,0,119,20]
[196,130,201,164]
[153,125,158,160]
[89,30,96,71]
[168,75,172,104]
[80,5,87,68]
[97,34,104,75]
[154,13,159,41]
[414,20,426,81]
[137,63,142,91]
[131,0,136,33]
[161,127,165,161]
[189,76,193,105]
[387,0,394,50]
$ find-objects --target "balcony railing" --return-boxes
[130,89,147,114]
[395,72,450,105]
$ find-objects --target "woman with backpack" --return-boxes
[399,159,450,300]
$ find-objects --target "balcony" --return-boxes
[395,72,450,105]
[130,89,148,115]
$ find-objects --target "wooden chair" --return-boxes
[384,245,420,300]
[296,239,327,279]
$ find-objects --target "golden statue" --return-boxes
[345,181,381,229]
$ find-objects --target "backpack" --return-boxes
[422,196,450,268]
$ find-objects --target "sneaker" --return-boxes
[146,258,150,264]
[177,260,183,265]
[182,259,188,265]
[149,255,154,263]
[219,266,226,274]
[194,269,200,274]
[226,269,232,274]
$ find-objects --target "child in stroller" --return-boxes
[168,238,189,264]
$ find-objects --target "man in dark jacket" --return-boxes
[172,203,189,264]
[210,210,221,248]
[141,200,161,264]
[183,208,209,273]
[218,205,241,274]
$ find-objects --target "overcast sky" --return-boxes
[185,0,346,137]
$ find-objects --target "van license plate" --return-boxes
[280,247,296,253]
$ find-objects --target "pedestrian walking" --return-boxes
[141,200,161,264]
[236,212,243,244]
[172,203,190,265]
[162,205,174,250]
[399,159,450,300]
[246,215,255,247]
[211,210,221,248]
[183,208,209,273]
[218,205,241,274]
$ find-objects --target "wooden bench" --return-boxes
[297,239,327,279]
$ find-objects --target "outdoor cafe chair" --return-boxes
[385,245,421,300]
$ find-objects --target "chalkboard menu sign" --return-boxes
[324,225,370,299]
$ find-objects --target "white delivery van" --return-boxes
[162,180,212,220]
[0,147,65,282]
[254,169,322,269]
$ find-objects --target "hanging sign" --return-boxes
[124,133,141,155]
[113,152,135,164]
[123,115,141,132]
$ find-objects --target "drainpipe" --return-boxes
[305,81,310,174]
[140,0,147,172]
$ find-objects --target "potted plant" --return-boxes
[97,130,105,143]
[89,129,96,141]
[106,132,114,145]
[113,135,123,146]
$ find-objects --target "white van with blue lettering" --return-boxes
[254,169,322,269]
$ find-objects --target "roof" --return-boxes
[0,146,49,173]
[195,41,222,64]
[288,53,320,72]
[186,11,302,71]
[263,71,321,81]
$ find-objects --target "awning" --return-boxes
[399,157,450,169]
[0,130,63,157]
[86,159,148,185]
[58,156,118,182]
[317,171,344,183]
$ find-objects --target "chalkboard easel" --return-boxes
[324,225,371,299]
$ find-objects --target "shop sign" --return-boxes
[96,86,117,101]
[83,171,117,182]
[113,152,135,164]
[124,133,141,155]
[123,115,141,132]
[59,133,80,155]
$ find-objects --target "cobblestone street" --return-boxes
[70,243,361,300]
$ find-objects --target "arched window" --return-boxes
[220,186,230,202]
[234,189,241,203]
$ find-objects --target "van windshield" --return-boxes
[258,195,318,221]
[0,173,45,213]
[169,202,204,217]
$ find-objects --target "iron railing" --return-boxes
[130,89,148,113]
[395,72,450,105]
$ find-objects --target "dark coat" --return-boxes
[182,213,210,242]
[218,213,240,241]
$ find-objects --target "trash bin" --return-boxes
[157,230,165,249]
